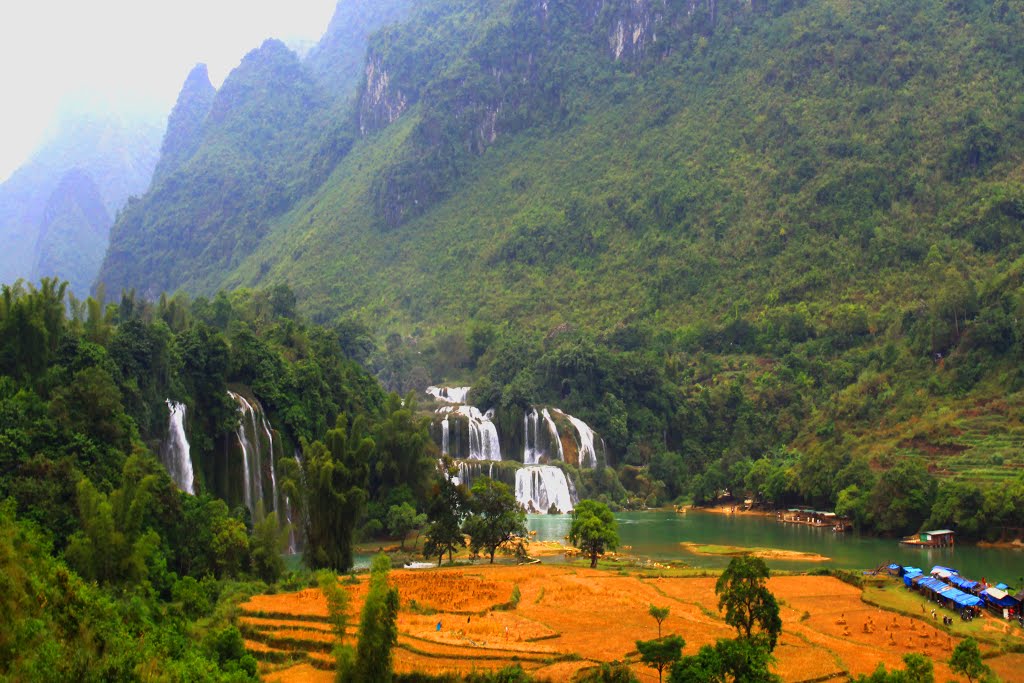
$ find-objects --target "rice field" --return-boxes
[243,565,1024,682]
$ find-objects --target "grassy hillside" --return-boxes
[96,0,1024,537]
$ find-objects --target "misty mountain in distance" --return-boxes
[0,107,162,296]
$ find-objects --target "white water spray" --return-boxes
[161,400,195,494]
[515,466,575,513]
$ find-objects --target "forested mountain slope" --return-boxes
[96,0,1024,537]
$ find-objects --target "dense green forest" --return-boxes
[0,278,443,678]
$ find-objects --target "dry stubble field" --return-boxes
[239,564,1021,682]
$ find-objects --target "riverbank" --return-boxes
[680,542,830,562]
[678,504,776,517]
[247,564,1024,683]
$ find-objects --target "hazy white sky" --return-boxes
[0,0,336,181]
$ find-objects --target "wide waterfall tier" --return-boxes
[426,386,471,403]
[516,466,577,514]
[160,400,195,494]
[228,391,281,519]
[434,405,501,461]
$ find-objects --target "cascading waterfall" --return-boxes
[515,466,575,514]
[439,405,500,461]
[541,408,564,461]
[228,391,261,513]
[426,386,471,403]
[558,410,599,469]
[427,385,598,513]
[161,400,195,494]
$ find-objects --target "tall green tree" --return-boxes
[569,499,619,568]
[300,415,373,571]
[463,478,527,564]
[349,554,400,683]
[423,462,468,565]
[715,556,782,650]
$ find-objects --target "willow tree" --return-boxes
[300,415,373,571]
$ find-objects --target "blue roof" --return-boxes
[996,583,1009,591]
[903,567,922,574]
[888,564,901,570]
[949,575,979,591]
[930,565,959,575]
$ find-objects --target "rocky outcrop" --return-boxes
[358,52,410,135]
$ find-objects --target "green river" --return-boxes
[527,510,1024,583]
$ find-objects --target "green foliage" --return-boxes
[715,556,782,651]
[387,502,426,550]
[348,554,400,683]
[569,499,619,568]
[648,604,671,637]
[462,477,527,563]
[636,635,685,683]
[949,638,990,683]
[852,653,934,683]
[576,663,640,683]
[670,637,780,683]
[300,416,373,571]
[424,462,469,565]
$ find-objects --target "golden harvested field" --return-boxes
[243,565,1019,682]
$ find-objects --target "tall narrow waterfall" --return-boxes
[523,408,541,464]
[541,408,564,461]
[227,390,281,517]
[441,415,450,456]
[515,466,575,513]
[161,400,195,494]
[557,410,599,468]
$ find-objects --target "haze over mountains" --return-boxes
[0,109,161,295]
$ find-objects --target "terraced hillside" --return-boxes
[239,564,1024,682]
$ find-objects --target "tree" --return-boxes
[423,463,468,565]
[949,638,989,683]
[715,556,782,650]
[300,415,373,571]
[670,637,780,683]
[318,570,355,680]
[649,604,671,637]
[385,503,425,550]
[637,635,685,683]
[462,478,527,563]
[569,499,619,568]
[349,554,399,683]
[251,509,286,583]
[853,653,934,683]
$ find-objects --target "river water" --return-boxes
[527,510,1024,583]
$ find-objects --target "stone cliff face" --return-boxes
[358,52,410,135]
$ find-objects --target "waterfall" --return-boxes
[523,408,540,465]
[426,386,471,404]
[286,449,302,554]
[160,400,195,494]
[541,408,564,462]
[515,466,576,514]
[441,415,450,456]
[259,408,278,518]
[444,405,500,460]
[557,410,599,469]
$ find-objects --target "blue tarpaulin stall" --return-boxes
[949,575,980,591]
[981,588,1019,609]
